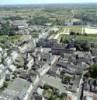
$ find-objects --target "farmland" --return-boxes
[60,34,97,43]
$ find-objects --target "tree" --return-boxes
[81,41,90,51]
[62,76,71,84]
[88,64,97,79]
[70,31,76,35]
[0,21,15,35]
[74,40,91,51]
[60,70,65,78]
[28,16,50,25]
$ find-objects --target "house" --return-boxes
[36,39,57,48]
[84,96,93,100]
[0,64,6,88]
[40,53,53,65]
[12,20,28,29]
[51,43,74,55]
[37,87,44,96]
[93,57,97,64]
[56,60,81,75]
[33,93,43,100]
[83,92,97,100]
[64,19,82,26]
[19,40,35,53]
[50,27,59,32]
[15,29,30,34]
[84,79,97,93]
[66,42,76,51]
[51,43,66,55]
[91,48,97,57]
[27,58,34,70]
[0,19,7,24]
[64,22,73,26]
[10,49,25,67]
[0,24,2,29]
[4,57,13,66]
[0,78,33,100]
[7,64,16,72]
[0,47,3,52]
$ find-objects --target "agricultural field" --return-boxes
[63,26,82,33]
[60,34,97,42]
[0,6,97,26]
[0,8,72,20]
[0,35,32,45]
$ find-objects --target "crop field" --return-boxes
[60,34,97,42]
[63,26,82,33]
[0,35,32,42]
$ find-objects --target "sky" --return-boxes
[0,0,97,5]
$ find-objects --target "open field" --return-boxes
[0,35,32,43]
[0,8,72,20]
[60,34,97,42]
[63,26,82,33]
[0,6,97,26]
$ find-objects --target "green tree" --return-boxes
[88,64,97,78]
[0,21,15,35]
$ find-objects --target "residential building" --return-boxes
[0,64,6,88]
[12,20,28,29]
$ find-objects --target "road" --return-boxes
[77,71,88,100]
[49,28,70,43]
[54,28,70,39]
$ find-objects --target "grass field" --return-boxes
[60,34,97,42]
[0,35,32,43]
[63,26,82,33]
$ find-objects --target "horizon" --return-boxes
[0,0,97,5]
[0,3,97,6]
